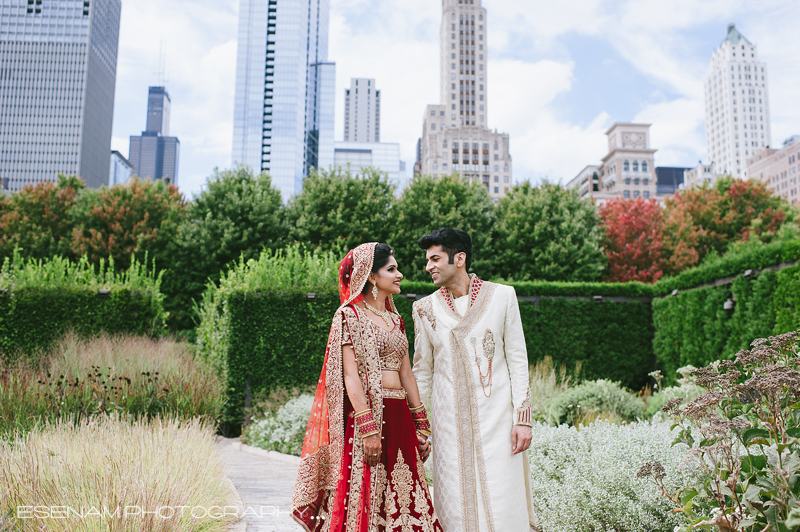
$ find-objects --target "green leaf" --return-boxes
[743,427,772,446]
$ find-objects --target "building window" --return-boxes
[632,161,639,171]
[494,176,499,182]
[431,124,436,130]
[623,160,630,171]
[643,191,649,199]
[634,178,639,185]
[443,163,448,170]
[643,178,648,186]
[642,161,648,171]
[493,165,499,171]
[494,187,498,193]
[634,191,640,198]
[503,164,508,172]
[443,141,447,148]
[625,178,630,185]
[504,176,509,183]
[623,190,630,199]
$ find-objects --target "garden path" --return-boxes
[216,437,303,532]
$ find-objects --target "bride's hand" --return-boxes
[363,434,382,466]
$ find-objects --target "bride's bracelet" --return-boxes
[409,404,432,438]
[354,409,380,438]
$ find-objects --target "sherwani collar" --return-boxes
[436,273,485,321]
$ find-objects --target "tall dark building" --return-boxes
[0,0,122,190]
[128,86,180,186]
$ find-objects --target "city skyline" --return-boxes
[107,0,800,199]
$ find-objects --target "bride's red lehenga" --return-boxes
[292,243,442,532]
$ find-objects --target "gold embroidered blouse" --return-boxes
[342,315,407,372]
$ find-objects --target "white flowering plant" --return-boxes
[242,394,313,456]
[639,331,800,532]
[528,420,691,532]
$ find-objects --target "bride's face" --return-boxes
[372,256,403,295]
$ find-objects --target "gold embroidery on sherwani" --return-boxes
[415,297,438,330]
[450,280,498,532]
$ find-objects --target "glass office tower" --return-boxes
[232,0,335,201]
[129,86,180,187]
[0,0,121,191]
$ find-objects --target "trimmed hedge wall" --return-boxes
[652,265,800,385]
[0,254,164,359]
[205,281,654,433]
[0,288,163,357]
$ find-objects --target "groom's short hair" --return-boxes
[417,227,473,270]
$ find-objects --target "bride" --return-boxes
[292,243,443,532]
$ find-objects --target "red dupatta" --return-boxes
[292,243,397,531]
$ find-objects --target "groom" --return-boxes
[411,227,537,532]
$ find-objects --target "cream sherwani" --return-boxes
[412,276,536,532]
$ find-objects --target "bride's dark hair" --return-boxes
[371,243,394,272]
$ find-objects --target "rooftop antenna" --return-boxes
[155,38,168,87]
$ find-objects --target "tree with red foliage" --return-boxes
[599,197,666,283]
[0,175,84,262]
[662,176,787,273]
[70,177,186,270]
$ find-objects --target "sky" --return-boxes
[110,0,800,199]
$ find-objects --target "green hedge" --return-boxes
[0,254,164,358]
[199,251,657,433]
[652,266,800,384]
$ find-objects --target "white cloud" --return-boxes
[633,98,706,167]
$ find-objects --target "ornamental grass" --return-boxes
[0,415,239,532]
[0,333,225,436]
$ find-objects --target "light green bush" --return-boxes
[549,379,645,425]
[528,420,691,532]
[644,366,704,419]
[242,394,313,456]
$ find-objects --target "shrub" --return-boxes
[640,331,800,532]
[0,415,238,531]
[599,198,666,283]
[242,394,313,456]
[528,420,691,532]
[528,357,580,425]
[644,366,704,419]
[0,252,164,358]
[549,379,645,425]
[0,334,224,435]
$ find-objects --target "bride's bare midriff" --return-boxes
[381,370,402,389]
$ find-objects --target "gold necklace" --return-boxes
[364,300,394,327]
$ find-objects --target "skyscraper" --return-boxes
[416,0,512,199]
[232,0,336,201]
[128,86,180,186]
[344,78,380,142]
[704,23,771,179]
[0,0,122,191]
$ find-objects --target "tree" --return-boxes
[388,174,496,281]
[165,165,287,331]
[599,198,666,283]
[662,177,788,273]
[285,165,396,251]
[494,182,605,282]
[70,177,186,270]
[0,175,84,262]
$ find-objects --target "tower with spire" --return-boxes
[704,23,771,178]
[415,0,513,199]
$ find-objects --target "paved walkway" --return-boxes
[216,438,303,532]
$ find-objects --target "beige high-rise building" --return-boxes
[416,0,512,199]
[344,78,380,143]
[747,137,800,204]
[704,24,771,179]
[569,123,657,206]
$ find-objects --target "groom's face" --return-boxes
[425,245,462,287]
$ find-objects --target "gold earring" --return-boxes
[372,282,379,300]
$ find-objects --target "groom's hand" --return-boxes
[417,433,431,462]
[511,425,532,455]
